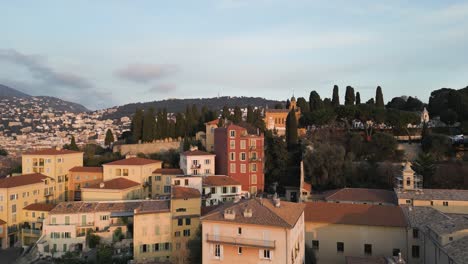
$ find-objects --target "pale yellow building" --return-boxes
[22,148,84,202]
[205,119,219,152]
[0,173,55,248]
[21,203,56,246]
[151,168,184,196]
[264,96,301,135]
[201,197,306,264]
[133,200,172,263]
[304,202,408,264]
[81,177,143,201]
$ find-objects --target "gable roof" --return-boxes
[305,202,407,228]
[325,188,397,204]
[396,188,468,201]
[0,173,50,188]
[69,166,103,173]
[153,168,184,175]
[104,157,162,166]
[182,149,215,156]
[203,176,241,187]
[23,203,56,212]
[172,186,201,199]
[201,198,305,228]
[23,148,82,155]
[84,177,140,190]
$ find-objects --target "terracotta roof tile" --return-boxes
[182,149,214,156]
[23,203,56,212]
[0,173,50,188]
[23,148,82,155]
[153,168,184,175]
[304,202,407,227]
[104,157,162,166]
[325,188,397,204]
[69,166,103,173]
[203,176,241,187]
[84,177,140,190]
[201,198,305,228]
[172,186,201,199]
[135,200,171,214]
[205,119,219,125]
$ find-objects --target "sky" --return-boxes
[1,0,467,110]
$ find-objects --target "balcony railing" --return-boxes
[191,164,201,169]
[22,228,42,236]
[206,234,275,249]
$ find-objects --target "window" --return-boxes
[222,187,227,194]
[193,169,199,175]
[65,216,70,225]
[238,247,242,254]
[430,201,434,206]
[364,244,372,256]
[237,227,242,235]
[52,217,56,225]
[443,201,449,206]
[186,218,191,225]
[174,180,181,186]
[231,186,237,193]
[240,152,246,161]
[240,140,246,149]
[251,152,257,160]
[406,177,411,186]
[413,228,419,239]
[230,130,236,137]
[263,249,271,259]
[205,159,211,164]
[412,245,420,258]
[185,179,189,186]
[250,139,256,147]
[251,174,257,184]
[240,164,246,173]
[11,204,16,213]
[156,176,161,181]
[215,244,221,258]
[115,169,121,176]
[141,244,148,253]
[164,243,170,250]
[176,208,187,212]
[406,199,411,204]
[337,242,344,253]
[178,219,183,226]
[211,187,216,194]
[123,169,129,176]
[312,240,319,250]
[164,186,171,193]
[230,152,236,161]
[174,231,181,237]
[10,194,18,200]
[183,229,191,236]
[393,248,400,257]
[230,164,236,173]
[205,169,210,174]
[100,215,109,221]
[230,140,236,149]
[153,243,160,252]
[251,163,257,172]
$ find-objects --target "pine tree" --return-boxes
[175,113,185,138]
[131,109,144,142]
[69,136,79,151]
[104,129,115,147]
[309,91,323,111]
[345,86,355,106]
[246,105,255,124]
[356,92,361,105]
[142,108,156,142]
[332,85,340,106]
[375,86,384,108]
[286,109,298,149]
[221,105,231,121]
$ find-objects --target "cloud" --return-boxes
[115,63,179,83]
[146,83,177,94]
[0,49,92,89]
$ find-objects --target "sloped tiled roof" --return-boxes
[172,186,201,199]
[0,173,49,188]
[304,202,407,228]
[69,166,103,173]
[23,203,56,212]
[396,189,468,201]
[50,200,151,214]
[201,198,305,228]
[325,188,397,204]
[182,149,214,156]
[23,148,82,155]
[203,176,241,187]
[104,157,162,166]
[135,200,171,215]
[153,168,184,175]
[84,177,140,190]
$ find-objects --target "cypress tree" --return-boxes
[345,86,355,106]
[332,85,340,106]
[142,108,156,142]
[246,105,255,124]
[175,113,185,138]
[131,109,144,142]
[309,91,323,111]
[221,105,231,120]
[285,99,291,109]
[232,106,242,124]
[69,136,79,151]
[296,97,309,112]
[104,129,115,147]
[286,109,298,149]
[356,92,361,105]
[375,86,384,108]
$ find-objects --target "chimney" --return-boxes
[99,182,105,188]
[189,145,198,151]
[243,208,252,218]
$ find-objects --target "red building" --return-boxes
[214,124,264,194]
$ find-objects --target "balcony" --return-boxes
[22,228,42,236]
[191,164,201,169]
[206,234,275,249]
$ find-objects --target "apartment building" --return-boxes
[81,177,142,201]
[22,148,84,202]
[179,148,215,176]
[151,168,184,196]
[0,173,55,248]
[202,176,243,206]
[214,124,264,194]
[0,219,6,249]
[68,166,103,201]
[201,197,305,264]
[103,157,162,198]
[21,203,56,246]
[304,202,408,264]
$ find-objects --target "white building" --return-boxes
[202,176,243,206]
[179,147,215,176]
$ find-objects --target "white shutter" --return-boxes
[259,249,263,259]
[220,245,224,260]
[210,244,214,259]
[270,250,274,260]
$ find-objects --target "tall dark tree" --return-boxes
[355,92,361,105]
[142,108,156,142]
[344,86,355,106]
[296,97,309,112]
[104,129,115,147]
[69,136,79,151]
[309,91,323,111]
[285,99,291,110]
[412,153,436,188]
[332,85,340,106]
[366,98,375,105]
[232,106,242,124]
[131,109,144,142]
[221,105,231,120]
[246,105,255,124]
[375,86,384,108]
[286,109,298,149]
[174,112,185,138]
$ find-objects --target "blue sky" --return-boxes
[1,0,467,110]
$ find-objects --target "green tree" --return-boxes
[355,92,361,105]
[246,105,255,124]
[375,86,384,108]
[344,86,355,106]
[69,136,79,151]
[104,129,115,147]
[332,85,340,106]
[232,106,242,123]
[309,91,323,111]
[366,98,375,105]
[97,245,113,264]
[440,109,458,125]
[368,132,399,162]
[131,108,144,142]
[412,153,436,188]
[286,109,298,149]
[86,231,100,248]
[142,108,156,142]
[285,99,291,109]
[187,227,202,264]
[264,131,288,190]
[296,97,309,112]
[304,143,346,189]
[421,134,453,161]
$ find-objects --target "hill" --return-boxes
[103,96,283,119]
[0,84,31,98]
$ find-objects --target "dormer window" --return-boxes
[230,130,236,137]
